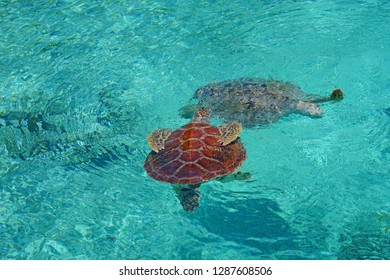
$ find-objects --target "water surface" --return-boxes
[0,0,389,259]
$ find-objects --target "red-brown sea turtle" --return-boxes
[143,107,247,211]
[180,77,344,127]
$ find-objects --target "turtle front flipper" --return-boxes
[217,121,242,145]
[296,101,323,117]
[146,129,172,153]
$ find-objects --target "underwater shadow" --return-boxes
[194,194,309,259]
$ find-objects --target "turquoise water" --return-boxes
[0,0,389,259]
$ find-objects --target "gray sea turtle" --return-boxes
[144,107,248,211]
[180,77,344,127]
[0,88,138,165]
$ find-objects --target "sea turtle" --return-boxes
[180,77,344,127]
[0,88,139,165]
[143,107,247,211]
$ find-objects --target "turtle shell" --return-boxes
[143,122,246,185]
[193,77,327,126]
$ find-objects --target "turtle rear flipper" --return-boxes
[179,103,198,119]
[174,184,201,212]
[216,171,251,183]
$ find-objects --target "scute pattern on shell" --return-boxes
[143,123,246,185]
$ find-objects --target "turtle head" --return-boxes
[195,107,211,117]
[330,88,344,100]
[191,107,211,124]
